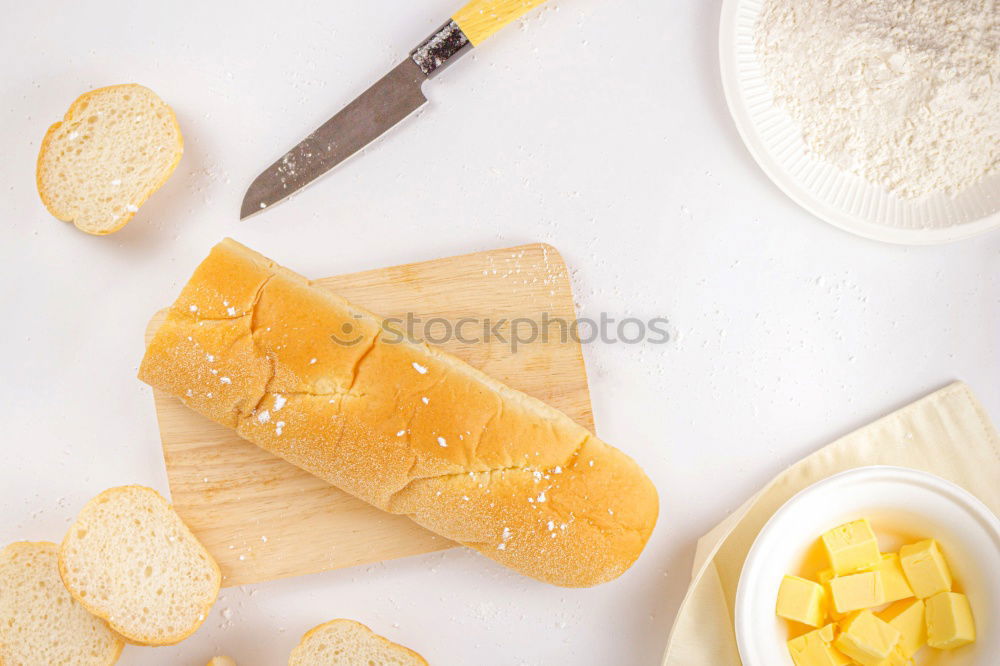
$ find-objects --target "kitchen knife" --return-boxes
[241,0,549,220]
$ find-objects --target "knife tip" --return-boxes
[239,195,266,221]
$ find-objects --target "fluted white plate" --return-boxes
[720,0,1000,245]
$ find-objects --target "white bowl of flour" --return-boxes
[720,0,1000,244]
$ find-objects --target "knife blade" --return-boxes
[241,0,549,219]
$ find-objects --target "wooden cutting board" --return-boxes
[147,243,595,587]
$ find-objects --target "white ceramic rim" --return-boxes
[734,465,1000,665]
[719,0,1000,245]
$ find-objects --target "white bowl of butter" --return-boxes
[735,466,1000,666]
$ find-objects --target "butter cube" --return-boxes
[822,519,881,575]
[787,624,853,666]
[830,571,885,614]
[777,575,827,627]
[878,598,926,657]
[874,646,914,665]
[818,569,846,620]
[834,610,902,666]
[899,540,952,599]
[867,553,913,603]
[925,591,976,649]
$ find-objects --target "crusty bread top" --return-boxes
[0,541,124,666]
[139,240,659,587]
[36,84,182,235]
[288,619,427,666]
[59,486,221,646]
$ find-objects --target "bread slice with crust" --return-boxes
[288,619,427,666]
[59,486,221,646]
[206,658,237,666]
[36,84,183,235]
[0,541,124,665]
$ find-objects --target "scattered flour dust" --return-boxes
[755,0,1000,198]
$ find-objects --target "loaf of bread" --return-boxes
[36,84,183,235]
[0,541,124,665]
[139,240,658,587]
[59,486,221,645]
[288,619,427,666]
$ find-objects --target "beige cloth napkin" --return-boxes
[662,381,1000,666]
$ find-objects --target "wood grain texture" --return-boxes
[452,0,549,46]
[147,243,594,587]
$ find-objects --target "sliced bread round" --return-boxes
[58,486,221,646]
[36,84,183,235]
[206,657,237,666]
[288,619,428,666]
[0,541,124,665]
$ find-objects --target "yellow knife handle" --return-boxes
[452,0,549,46]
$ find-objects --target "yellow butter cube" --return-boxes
[822,519,881,575]
[834,610,902,666]
[874,646,914,665]
[777,575,827,627]
[899,540,952,599]
[830,571,885,614]
[788,624,853,666]
[867,553,913,603]
[818,569,846,620]
[878,598,926,657]
[925,591,976,649]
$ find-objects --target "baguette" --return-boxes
[0,541,124,666]
[138,240,659,587]
[288,619,427,666]
[36,84,183,235]
[59,486,221,645]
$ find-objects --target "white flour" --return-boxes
[756,0,1000,198]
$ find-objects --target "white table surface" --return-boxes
[2,1,998,664]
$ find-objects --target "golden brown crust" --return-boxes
[35,84,184,235]
[139,240,659,587]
